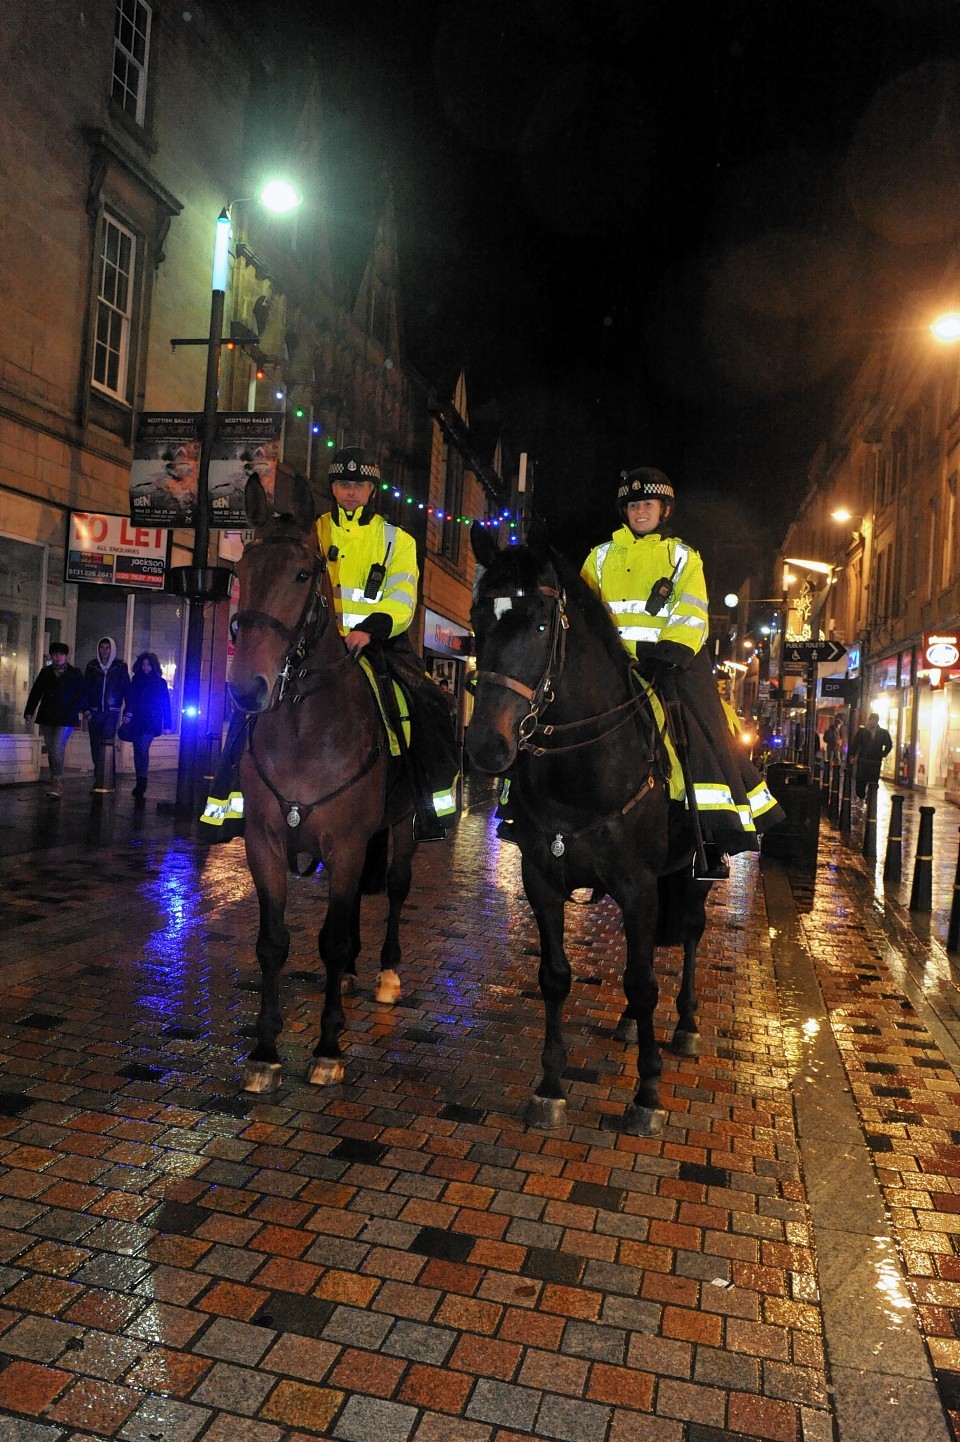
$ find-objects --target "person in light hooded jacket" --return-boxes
[83,636,130,786]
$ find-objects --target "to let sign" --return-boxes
[66,513,169,590]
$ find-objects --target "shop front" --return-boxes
[914,631,960,799]
[867,652,907,786]
[3,508,190,785]
[422,606,474,742]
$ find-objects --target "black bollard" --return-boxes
[827,759,841,825]
[947,830,960,952]
[839,765,853,836]
[883,793,904,883]
[909,805,936,913]
[861,781,878,861]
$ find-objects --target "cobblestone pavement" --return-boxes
[0,772,959,1441]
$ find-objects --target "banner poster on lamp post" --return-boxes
[129,413,202,527]
[207,413,282,528]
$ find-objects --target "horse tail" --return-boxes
[359,827,389,895]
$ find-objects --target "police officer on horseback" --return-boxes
[581,467,782,876]
[318,447,458,841]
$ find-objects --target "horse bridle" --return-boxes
[476,581,568,746]
[477,576,647,756]
[231,536,336,706]
[232,531,383,827]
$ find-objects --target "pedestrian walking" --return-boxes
[849,711,892,798]
[823,716,843,762]
[23,642,86,797]
[121,652,172,803]
[83,636,130,789]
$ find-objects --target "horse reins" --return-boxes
[477,579,651,758]
[233,531,382,828]
[476,569,669,860]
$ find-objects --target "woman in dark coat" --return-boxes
[122,652,172,801]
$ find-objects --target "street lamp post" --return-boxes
[168,182,301,817]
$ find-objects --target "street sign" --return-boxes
[783,641,847,665]
[821,676,857,702]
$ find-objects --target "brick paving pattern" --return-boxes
[0,773,957,1438]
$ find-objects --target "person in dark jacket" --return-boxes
[83,636,130,789]
[122,652,172,802]
[849,712,893,798]
[24,642,86,798]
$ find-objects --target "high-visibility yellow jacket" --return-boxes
[316,509,419,639]
[581,527,709,665]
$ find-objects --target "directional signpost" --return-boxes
[783,640,848,771]
[784,640,847,666]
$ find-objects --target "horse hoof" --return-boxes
[242,1061,282,1094]
[525,1095,567,1130]
[375,969,401,1005]
[307,1057,344,1087]
[671,1029,700,1058]
[614,1016,638,1044]
[622,1103,667,1137]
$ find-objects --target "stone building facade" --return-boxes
[0,0,503,783]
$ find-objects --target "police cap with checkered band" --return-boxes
[328,447,381,523]
[616,467,675,525]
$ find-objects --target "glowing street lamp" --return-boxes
[170,179,302,816]
[931,311,960,343]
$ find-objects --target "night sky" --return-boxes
[276,0,960,595]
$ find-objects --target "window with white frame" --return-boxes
[92,214,135,400]
[112,0,152,124]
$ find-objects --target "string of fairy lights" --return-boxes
[378,481,518,530]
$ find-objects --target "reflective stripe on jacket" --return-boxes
[581,527,708,659]
[316,510,419,637]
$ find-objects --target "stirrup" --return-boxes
[496,819,519,844]
[413,813,446,843]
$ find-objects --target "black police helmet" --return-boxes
[616,467,675,527]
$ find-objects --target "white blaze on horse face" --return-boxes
[493,597,513,620]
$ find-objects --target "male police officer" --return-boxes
[317,447,457,839]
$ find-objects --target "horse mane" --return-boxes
[549,549,634,681]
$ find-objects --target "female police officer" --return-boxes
[581,467,781,875]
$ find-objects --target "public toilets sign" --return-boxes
[66,513,169,589]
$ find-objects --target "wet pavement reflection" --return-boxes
[0,769,957,1439]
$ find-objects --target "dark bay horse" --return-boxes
[468,521,707,1136]
[227,474,417,1094]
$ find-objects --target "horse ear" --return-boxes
[527,513,551,563]
[245,475,270,528]
[471,521,498,570]
[290,474,317,532]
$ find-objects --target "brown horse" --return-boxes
[227,474,417,1094]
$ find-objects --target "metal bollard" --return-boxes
[909,805,936,913]
[827,759,841,825]
[947,830,960,951]
[861,781,878,861]
[839,765,853,835]
[883,793,904,883]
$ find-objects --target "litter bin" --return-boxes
[762,762,820,869]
